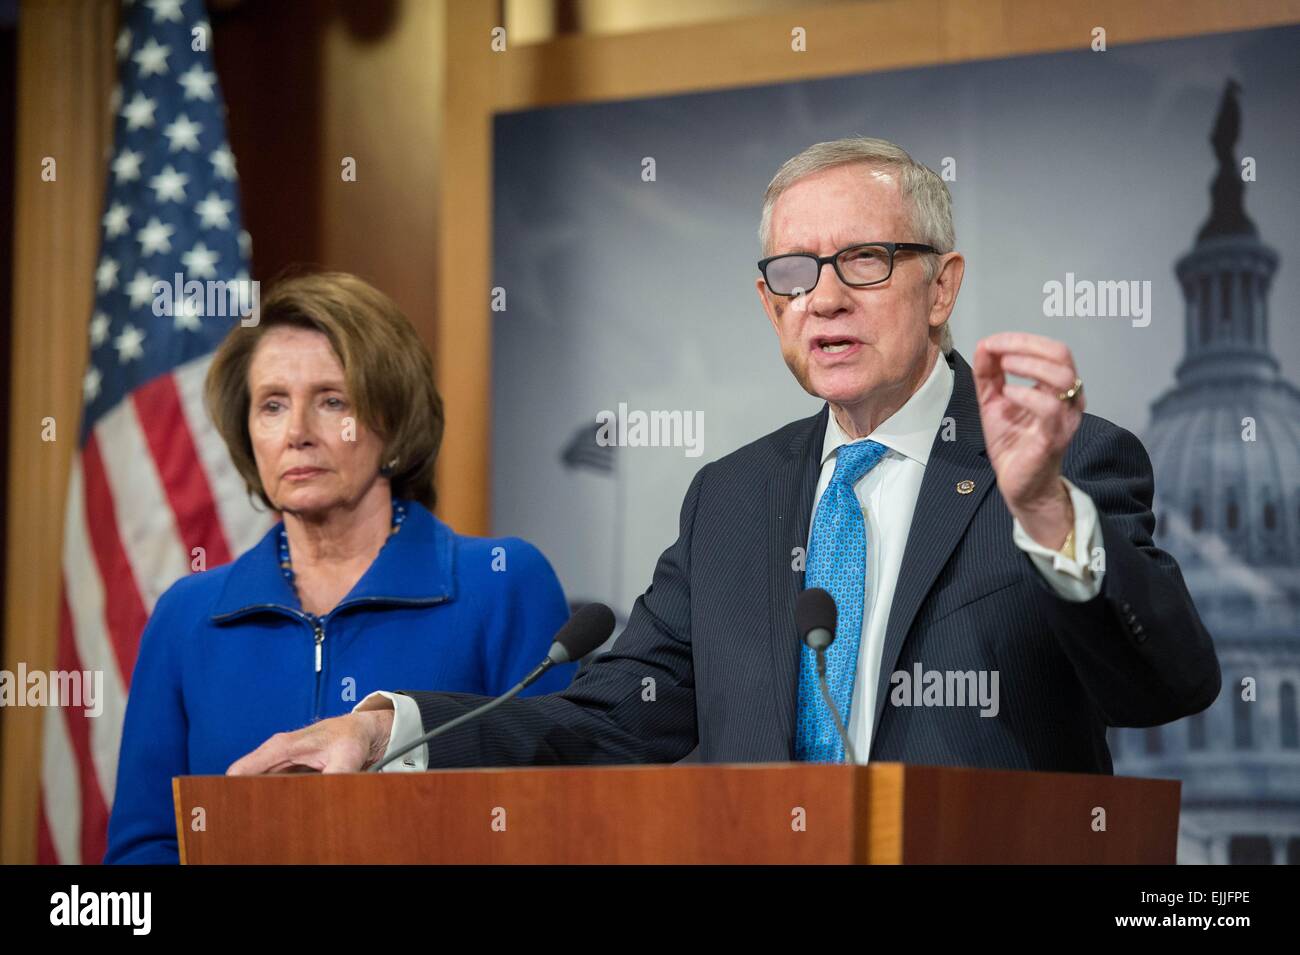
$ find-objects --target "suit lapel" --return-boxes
[766,406,828,753]
[865,349,995,756]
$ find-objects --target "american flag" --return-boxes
[38,0,271,863]
[560,420,618,474]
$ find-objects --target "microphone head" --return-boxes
[796,587,837,652]
[548,602,616,664]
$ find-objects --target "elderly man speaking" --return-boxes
[231,137,1219,776]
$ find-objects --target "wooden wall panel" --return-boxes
[1,0,116,864]
[490,0,1300,112]
[434,0,498,534]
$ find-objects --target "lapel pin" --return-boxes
[956,480,975,494]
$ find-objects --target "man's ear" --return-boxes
[756,277,784,336]
[928,251,966,329]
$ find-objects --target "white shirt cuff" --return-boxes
[353,691,427,772]
[1011,477,1104,602]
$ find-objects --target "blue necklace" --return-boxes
[277,499,407,594]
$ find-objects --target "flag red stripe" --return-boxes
[57,589,110,865]
[81,436,150,685]
[133,374,233,568]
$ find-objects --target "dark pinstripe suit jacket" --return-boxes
[406,348,1221,773]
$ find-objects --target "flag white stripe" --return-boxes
[40,705,83,865]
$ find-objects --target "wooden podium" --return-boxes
[173,762,1179,864]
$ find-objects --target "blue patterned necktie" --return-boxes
[795,438,890,763]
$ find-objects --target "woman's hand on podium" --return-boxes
[227,708,394,775]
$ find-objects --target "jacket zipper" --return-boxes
[312,618,325,720]
[303,596,452,720]
[210,597,452,722]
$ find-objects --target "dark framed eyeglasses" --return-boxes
[757,241,940,296]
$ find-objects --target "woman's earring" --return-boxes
[379,457,399,477]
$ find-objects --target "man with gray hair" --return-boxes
[232,137,1219,777]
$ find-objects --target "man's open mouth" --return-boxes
[812,336,860,354]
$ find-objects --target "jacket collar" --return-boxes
[210,499,456,623]
[865,346,993,755]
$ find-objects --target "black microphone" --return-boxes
[796,588,857,764]
[369,602,616,772]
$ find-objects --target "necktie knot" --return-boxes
[832,439,889,487]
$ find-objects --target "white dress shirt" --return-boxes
[361,349,1103,769]
[810,348,1102,757]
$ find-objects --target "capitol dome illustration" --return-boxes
[1109,79,1300,865]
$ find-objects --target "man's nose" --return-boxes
[804,260,851,318]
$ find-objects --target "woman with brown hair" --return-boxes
[105,272,575,863]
